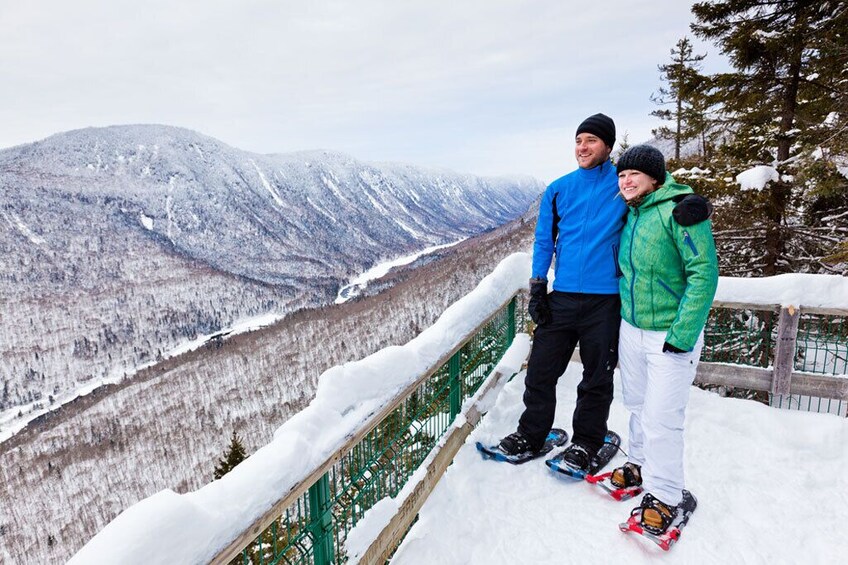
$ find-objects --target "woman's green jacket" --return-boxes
[618,174,719,351]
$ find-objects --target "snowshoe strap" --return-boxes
[498,432,536,455]
[611,462,642,488]
[639,493,676,535]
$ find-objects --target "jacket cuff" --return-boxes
[664,332,693,353]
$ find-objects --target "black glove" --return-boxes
[672,193,714,226]
[662,341,687,354]
[528,279,551,326]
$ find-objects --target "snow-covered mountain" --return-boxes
[0,212,537,565]
[1,124,540,287]
[0,124,543,422]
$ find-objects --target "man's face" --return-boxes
[618,169,658,202]
[575,133,612,169]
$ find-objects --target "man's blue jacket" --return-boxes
[531,159,626,294]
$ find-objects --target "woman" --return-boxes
[610,145,718,535]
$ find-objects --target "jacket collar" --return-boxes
[575,159,614,179]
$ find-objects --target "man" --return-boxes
[497,113,624,472]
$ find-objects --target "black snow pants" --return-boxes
[518,291,620,453]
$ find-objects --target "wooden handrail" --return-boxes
[209,293,519,564]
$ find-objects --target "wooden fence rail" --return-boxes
[696,301,848,401]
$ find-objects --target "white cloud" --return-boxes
[0,0,722,181]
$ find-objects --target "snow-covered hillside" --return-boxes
[0,215,537,565]
[1,124,541,288]
[0,124,543,421]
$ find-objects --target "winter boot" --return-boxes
[560,443,594,472]
[610,462,642,488]
[638,492,677,535]
[498,431,541,456]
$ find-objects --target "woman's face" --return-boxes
[618,169,658,202]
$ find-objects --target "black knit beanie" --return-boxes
[616,144,666,183]
[575,113,616,148]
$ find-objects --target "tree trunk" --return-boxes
[676,97,682,160]
[764,5,806,276]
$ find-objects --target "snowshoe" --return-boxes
[611,462,642,488]
[619,490,698,550]
[585,464,644,501]
[639,492,676,535]
[546,431,621,480]
[476,428,568,465]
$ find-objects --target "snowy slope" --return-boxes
[67,253,533,565]
[392,363,848,563]
[3,221,535,565]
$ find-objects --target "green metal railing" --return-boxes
[702,306,778,369]
[701,304,847,416]
[778,311,848,414]
[226,296,519,565]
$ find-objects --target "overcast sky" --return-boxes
[1,1,726,183]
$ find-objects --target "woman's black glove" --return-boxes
[662,341,687,354]
[528,279,551,326]
[672,193,714,226]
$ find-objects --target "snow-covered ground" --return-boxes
[392,362,848,564]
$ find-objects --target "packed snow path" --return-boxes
[392,362,847,564]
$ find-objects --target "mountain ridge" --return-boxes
[1,124,541,287]
[0,123,543,423]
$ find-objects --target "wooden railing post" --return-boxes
[771,305,801,397]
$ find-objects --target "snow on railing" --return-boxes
[70,253,534,565]
[69,259,848,564]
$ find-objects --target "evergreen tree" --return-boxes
[689,0,848,275]
[612,131,632,163]
[213,431,247,480]
[619,131,631,153]
[211,431,304,564]
[650,37,708,161]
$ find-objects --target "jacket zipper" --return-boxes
[579,166,601,290]
[628,209,639,324]
[657,278,682,300]
[683,230,699,255]
[612,243,622,277]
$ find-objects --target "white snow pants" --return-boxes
[619,319,703,506]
